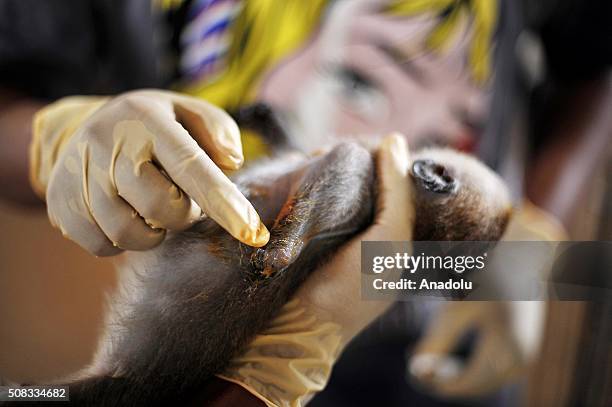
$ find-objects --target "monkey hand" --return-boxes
[30,90,269,256]
[219,133,415,407]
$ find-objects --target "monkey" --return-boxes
[0,104,511,406]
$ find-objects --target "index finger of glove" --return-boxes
[148,115,269,247]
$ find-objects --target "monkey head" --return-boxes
[410,148,512,241]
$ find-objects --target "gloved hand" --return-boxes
[30,90,269,256]
[219,133,415,407]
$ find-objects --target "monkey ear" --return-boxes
[411,160,459,195]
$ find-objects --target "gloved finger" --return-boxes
[113,154,201,230]
[370,132,415,241]
[172,95,244,171]
[150,115,269,247]
[46,168,122,257]
[87,164,166,251]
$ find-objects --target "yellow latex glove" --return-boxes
[30,90,269,256]
[408,202,567,398]
[219,134,415,407]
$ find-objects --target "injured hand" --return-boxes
[30,90,269,255]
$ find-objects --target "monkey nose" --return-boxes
[411,160,458,194]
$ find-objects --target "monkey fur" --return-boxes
[2,105,511,406]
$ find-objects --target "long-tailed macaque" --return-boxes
[1,105,511,406]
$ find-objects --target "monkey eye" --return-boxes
[411,159,458,194]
